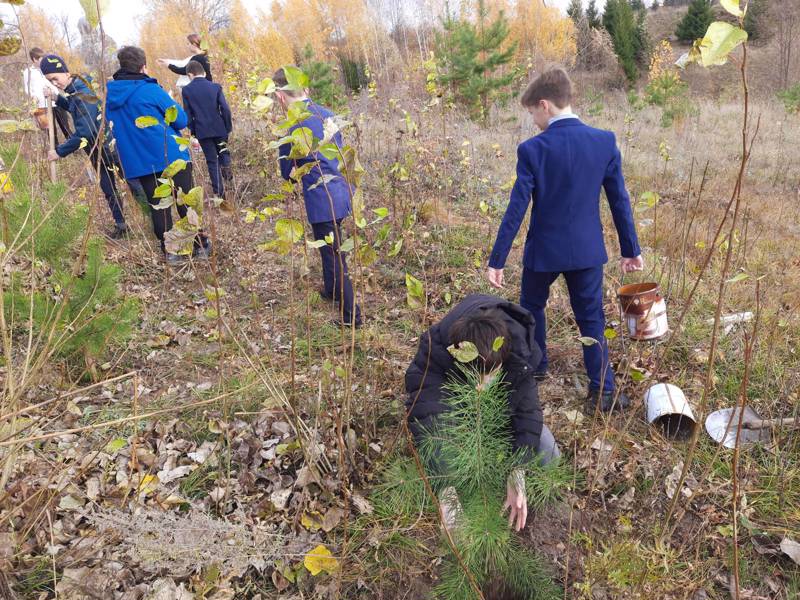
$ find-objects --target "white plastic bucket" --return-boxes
[645,383,696,440]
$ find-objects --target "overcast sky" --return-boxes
[4,0,573,47]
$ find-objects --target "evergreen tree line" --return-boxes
[568,0,649,82]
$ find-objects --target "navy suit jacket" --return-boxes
[181,77,232,140]
[489,118,640,273]
[279,100,353,225]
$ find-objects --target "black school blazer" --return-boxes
[404,294,544,459]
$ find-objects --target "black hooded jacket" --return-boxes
[404,294,544,459]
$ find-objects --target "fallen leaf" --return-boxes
[301,511,324,532]
[780,538,800,565]
[322,507,345,532]
[58,494,84,510]
[157,465,194,484]
[271,487,292,510]
[85,477,100,501]
[303,544,339,576]
[351,493,373,515]
[562,409,584,425]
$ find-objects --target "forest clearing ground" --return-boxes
[3,87,800,599]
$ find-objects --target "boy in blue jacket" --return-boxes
[106,46,210,264]
[40,55,128,239]
[181,60,233,199]
[273,67,362,328]
[487,68,643,413]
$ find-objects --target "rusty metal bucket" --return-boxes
[618,282,668,341]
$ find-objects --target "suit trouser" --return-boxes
[520,265,615,393]
[310,219,361,325]
[87,146,125,226]
[198,137,232,197]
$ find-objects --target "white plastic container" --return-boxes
[645,383,696,440]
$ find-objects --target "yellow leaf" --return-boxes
[136,474,158,497]
[720,0,744,17]
[303,544,339,576]
[301,511,324,532]
[0,173,13,194]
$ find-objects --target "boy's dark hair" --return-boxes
[117,46,147,73]
[449,309,511,373]
[272,67,304,98]
[29,47,45,61]
[187,33,204,51]
[520,67,573,109]
[186,60,205,77]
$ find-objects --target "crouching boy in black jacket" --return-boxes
[405,294,560,532]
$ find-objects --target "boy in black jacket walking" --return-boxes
[181,60,233,199]
[405,294,560,532]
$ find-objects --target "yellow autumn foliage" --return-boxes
[510,0,577,70]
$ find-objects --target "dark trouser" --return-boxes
[311,218,361,325]
[198,137,232,197]
[520,266,615,393]
[138,162,208,253]
[87,146,125,226]
[53,106,71,144]
[126,178,147,205]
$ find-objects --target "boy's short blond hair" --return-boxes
[520,68,573,109]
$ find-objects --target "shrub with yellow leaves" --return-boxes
[644,40,692,127]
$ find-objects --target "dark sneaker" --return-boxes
[193,240,213,261]
[331,317,363,329]
[108,224,129,239]
[165,252,188,266]
[319,289,334,302]
[586,389,631,413]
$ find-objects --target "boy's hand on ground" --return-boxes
[503,468,527,531]
[47,150,59,161]
[487,267,504,289]
[620,255,644,273]
[156,58,169,66]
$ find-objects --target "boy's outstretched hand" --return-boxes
[503,468,527,531]
[620,255,644,273]
[487,267,504,289]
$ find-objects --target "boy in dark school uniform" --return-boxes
[40,54,128,239]
[405,294,560,532]
[181,60,233,199]
[486,68,644,413]
[273,66,362,328]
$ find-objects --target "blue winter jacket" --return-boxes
[105,71,190,179]
[54,75,112,158]
[278,100,352,224]
[489,117,641,273]
[181,77,232,140]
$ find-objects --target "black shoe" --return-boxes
[165,252,188,266]
[586,389,631,413]
[331,317,363,329]
[319,289,334,302]
[108,224,129,239]
[533,369,548,382]
[193,240,212,261]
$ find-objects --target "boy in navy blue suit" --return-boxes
[181,60,233,199]
[487,68,643,413]
[273,67,362,328]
